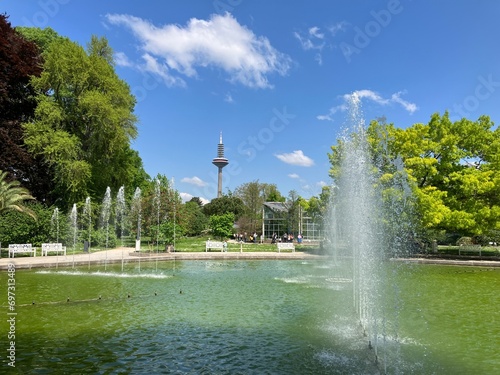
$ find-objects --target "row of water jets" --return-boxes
[50,186,143,253]
[49,178,176,273]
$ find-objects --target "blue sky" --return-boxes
[3,1,500,203]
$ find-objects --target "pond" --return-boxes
[1,259,499,374]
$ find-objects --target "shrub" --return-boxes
[456,236,474,246]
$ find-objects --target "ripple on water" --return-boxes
[36,270,171,279]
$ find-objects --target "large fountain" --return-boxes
[326,93,418,373]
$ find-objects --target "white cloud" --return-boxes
[288,173,300,179]
[294,26,325,65]
[328,21,348,36]
[179,192,209,204]
[114,51,133,67]
[181,176,207,187]
[295,22,348,65]
[391,91,418,113]
[275,150,314,167]
[179,192,193,202]
[317,89,418,121]
[105,13,292,89]
[308,26,324,39]
[224,92,234,103]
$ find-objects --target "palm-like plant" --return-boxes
[0,170,36,219]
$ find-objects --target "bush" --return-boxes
[456,236,474,246]
[473,231,500,246]
[0,202,53,245]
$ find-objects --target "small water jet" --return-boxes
[51,208,60,243]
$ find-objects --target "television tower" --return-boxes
[212,132,229,198]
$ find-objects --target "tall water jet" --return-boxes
[83,197,92,251]
[116,186,126,246]
[116,186,126,271]
[131,187,142,251]
[83,197,92,269]
[69,204,78,268]
[101,187,112,269]
[154,178,161,271]
[51,208,60,243]
[171,177,176,252]
[327,93,416,373]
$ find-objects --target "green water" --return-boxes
[1,260,499,374]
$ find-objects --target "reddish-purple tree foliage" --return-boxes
[0,14,54,203]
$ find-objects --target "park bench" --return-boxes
[458,244,482,256]
[41,243,67,256]
[206,240,225,252]
[8,244,36,258]
[277,242,295,253]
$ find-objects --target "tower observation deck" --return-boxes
[212,132,229,198]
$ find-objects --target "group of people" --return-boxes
[232,232,304,244]
[234,232,263,244]
[271,232,303,244]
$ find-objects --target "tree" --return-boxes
[388,113,500,236]
[140,175,179,244]
[263,184,286,202]
[209,212,235,240]
[234,181,285,234]
[0,15,55,203]
[21,31,141,206]
[182,200,208,236]
[16,25,65,52]
[0,170,36,219]
[234,180,263,233]
[329,113,500,240]
[203,195,245,219]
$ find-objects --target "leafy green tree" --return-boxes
[181,200,208,236]
[209,212,235,240]
[0,170,36,219]
[159,221,185,246]
[330,113,500,241]
[140,175,180,244]
[263,183,286,202]
[203,195,245,219]
[21,31,141,206]
[16,26,65,52]
[388,113,500,236]
[234,180,264,233]
[234,181,285,234]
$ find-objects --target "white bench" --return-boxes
[458,244,482,256]
[277,242,295,252]
[41,243,67,256]
[206,240,225,252]
[8,244,36,258]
